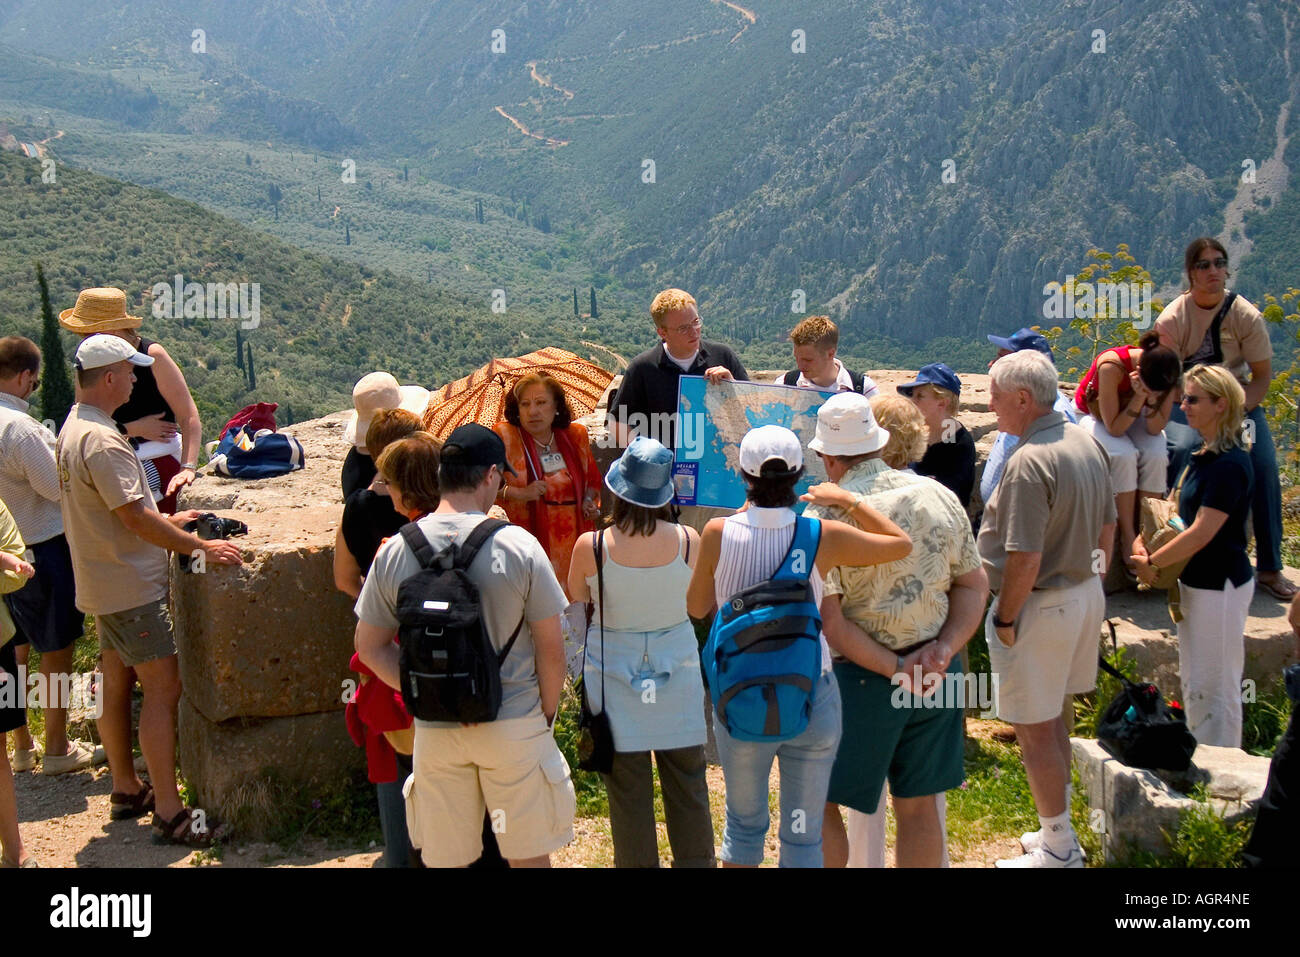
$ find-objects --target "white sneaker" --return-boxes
[1020,829,1088,859]
[11,746,40,772]
[40,739,107,775]
[996,842,1084,868]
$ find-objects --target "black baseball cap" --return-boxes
[441,423,517,475]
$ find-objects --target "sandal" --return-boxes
[0,855,39,868]
[1257,576,1298,601]
[151,807,221,848]
[110,784,155,821]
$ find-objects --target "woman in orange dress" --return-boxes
[493,373,602,596]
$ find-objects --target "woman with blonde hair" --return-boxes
[1132,364,1254,747]
[897,364,975,507]
[870,395,928,471]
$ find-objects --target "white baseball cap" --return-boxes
[73,334,154,371]
[739,425,803,477]
[808,392,890,457]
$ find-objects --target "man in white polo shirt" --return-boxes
[0,335,104,774]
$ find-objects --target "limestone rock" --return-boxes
[178,697,364,838]
[1071,737,1270,862]
[170,508,356,722]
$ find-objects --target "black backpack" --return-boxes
[395,519,524,723]
[781,368,867,393]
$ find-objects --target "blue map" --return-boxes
[674,376,836,510]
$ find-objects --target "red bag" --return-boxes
[219,402,278,441]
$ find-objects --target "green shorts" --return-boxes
[96,598,177,667]
[826,657,966,813]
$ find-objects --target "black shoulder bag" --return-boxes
[1181,292,1237,372]
[1096,620,1198,772]
[577,529,615,773]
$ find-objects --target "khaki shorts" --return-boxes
[404,713,576,867]
[986,576,1104,725]
[96,597,177,667]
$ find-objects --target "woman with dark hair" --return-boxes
[1156,238,1295,600]
[686,426,912,867]
[333,409,424,600]
[567,437,713,867]
[494,372,601,594]
[1133,365,1254,747]
[1074,331,1181,575]
[59,287,202,514]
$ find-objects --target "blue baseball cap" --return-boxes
[897,362,962,398]
[987,327,1054,360]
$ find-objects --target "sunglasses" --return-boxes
[664,319,702,336]
[1193,257,1228,271]
[1181,395,1207,405]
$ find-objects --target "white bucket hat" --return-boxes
[344,372,431,449]
[807,392,890,457]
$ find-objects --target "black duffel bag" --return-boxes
[1096,620,1198,772]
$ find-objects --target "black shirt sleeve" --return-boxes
[608,360,647,422]
[917,426,976,508]
[1199,455,1251,515]
[341,447,377,500]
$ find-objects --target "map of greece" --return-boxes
[674,376,835,509]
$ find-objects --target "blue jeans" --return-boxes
[712,670,842,867]
[1166,404,1281,572]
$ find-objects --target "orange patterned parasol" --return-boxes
[421,347,616,440]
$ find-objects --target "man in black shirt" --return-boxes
[607,288,749,450]
[606,289,748,531]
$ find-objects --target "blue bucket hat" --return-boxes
[987,327,1054,361]
[605,436,676,508]
[897,362,962,398]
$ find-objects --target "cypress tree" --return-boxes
[345,222,351,245]
[589,287,598,319]
[246,343,256,390]
[35,262,73,429]
[573,287,579,317]
[317,185,322,202]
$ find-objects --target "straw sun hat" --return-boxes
[58,287,143,334]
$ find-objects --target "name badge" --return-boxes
[540,451,565,474]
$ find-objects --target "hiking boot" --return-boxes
[41,740,106,775]
[11,746,40,772]
[996,842,1084,868]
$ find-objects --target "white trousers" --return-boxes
[1078,414,1167,495]
[846,786,950,868]
[1176,579,1253,748]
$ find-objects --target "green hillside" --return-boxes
[0,149,631,430]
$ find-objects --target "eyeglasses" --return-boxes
[663,319,702,336]
[1193,257,1228,271]
[1181,395,1202,405]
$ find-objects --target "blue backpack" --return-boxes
[704,516,823,742]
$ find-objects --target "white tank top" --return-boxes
[713,506,831,673]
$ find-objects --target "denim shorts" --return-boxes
[712,670,842,867]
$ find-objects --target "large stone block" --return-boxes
[1071,737,1270,862]
[171,503,357,722]
[1102,587,1299,701]
[178,696,364,837]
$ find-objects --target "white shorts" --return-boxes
[404,713,576,867]
[987,576,1105,725]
